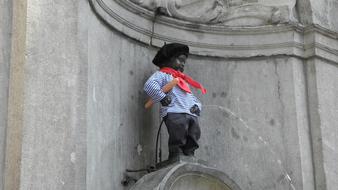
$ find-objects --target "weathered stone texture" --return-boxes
[128,0,297,26]
[87,13,160,189]
[17,0,88,189]
[186,56,309,190]
[310,0,338,31]
[307,59,338,190]
[315,61,338,190]
[0,0,12,189]
[3,0,26,189]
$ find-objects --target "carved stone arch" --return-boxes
[89,0,338,62]
[130,162,242,190]
[89,0,305,58]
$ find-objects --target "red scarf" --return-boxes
[160,67,207,94]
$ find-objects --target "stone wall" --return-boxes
[306,59,338,190]
[310,0,338,31]
[0,0,12,189]
[298,0,338,31]
[314,61,338,190]
[15,0,88,189]
[190,56,310,190]
[0,0,338,190]
[87,15,160,189]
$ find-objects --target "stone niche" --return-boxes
[130,158,241,190]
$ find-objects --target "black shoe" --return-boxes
[168,151,184,161]
[183,149,195,157]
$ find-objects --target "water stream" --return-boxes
[202,104,296,190]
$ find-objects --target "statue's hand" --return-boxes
[160,95,172,106]
[190,104,200,116]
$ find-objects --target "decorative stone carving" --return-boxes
[90,0,338,62]
[129,0,297,26]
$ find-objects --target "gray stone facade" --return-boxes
[1,0,338,190]
[0,0,12,189]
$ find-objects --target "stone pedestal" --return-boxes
[130,156,241,190]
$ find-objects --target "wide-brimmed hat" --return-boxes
[152,43,189,67]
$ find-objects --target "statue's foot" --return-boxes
[168,151,184,161]
[183,149,195,157]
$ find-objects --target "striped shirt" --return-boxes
[144,71,202,118]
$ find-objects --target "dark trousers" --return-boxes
[164,113,201,159]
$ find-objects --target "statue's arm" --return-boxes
[144,72,167,103]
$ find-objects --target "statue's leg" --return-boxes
[164,113,189,159]
[182,115,201,156]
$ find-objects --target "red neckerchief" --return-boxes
[160,67,207,94]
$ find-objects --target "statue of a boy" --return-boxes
[144,43,207,160]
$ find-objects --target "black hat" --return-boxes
[152,43,189,67]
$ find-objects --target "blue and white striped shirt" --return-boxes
[144,71,202,118]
